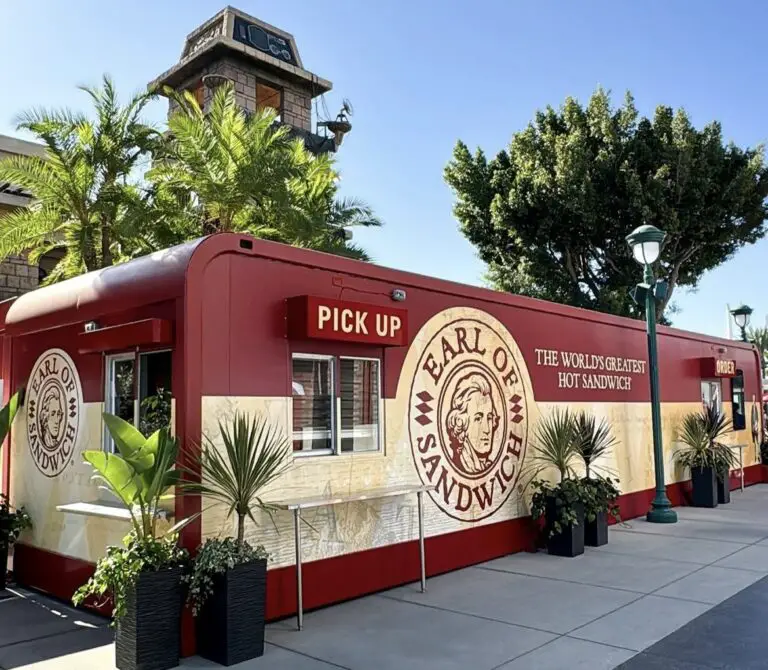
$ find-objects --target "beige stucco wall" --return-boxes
[10,403,131,562]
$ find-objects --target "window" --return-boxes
[731,370,746,430]
[256,82,281,115]
[191,81,205,107]
[701,380,722,415]
[104,350,172,451]
[340,358,380,453]
[292,355,334,454]
[292,354,381,455]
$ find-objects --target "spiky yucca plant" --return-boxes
[185,412,290,543]
[573,411,618,479]
[676,405,737,478]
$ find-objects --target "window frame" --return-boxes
[701,379,723,415]
[103,352,137,453]
[291,352,383,458]
[103,348,173,452]
[339,355,383,455]
[292,353,336,457]
[254,78,283,119]
[731,369,746,431]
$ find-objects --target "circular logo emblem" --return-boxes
[409,315,529,522]
[26,349,82,478]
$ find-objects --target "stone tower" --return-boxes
[0,134,49,300]
[150,6,344,154]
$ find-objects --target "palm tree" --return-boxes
[152,83,381,258]
[0,76,157,281]
[748,326,768,377]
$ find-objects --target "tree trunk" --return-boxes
[101,217,112,268]
[237,513,246,544]
[82,227,98,272]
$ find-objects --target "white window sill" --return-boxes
[56,501,132,521]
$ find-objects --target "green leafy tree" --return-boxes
[445,88,768,322]
[150,84,381,259]
[0,76,158,281]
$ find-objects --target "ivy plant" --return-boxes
[73,532,187,622]
[581,476,621,524]
[0,493,32,551]
[184,538,267,616]
[530,477,592,538]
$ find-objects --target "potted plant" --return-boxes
[73,414,191,670]
[702,407,737,505]
[183,412,289,666]
[676,406,736,508]
[0,493,31,590]
[527,409,588,557]
[573,411,621,546]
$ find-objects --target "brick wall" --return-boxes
[0,254,38,300]
[168,57,313,131]
[0,203,39,300]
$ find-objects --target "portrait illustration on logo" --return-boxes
[26,349,83,478]
[408,309,530,522]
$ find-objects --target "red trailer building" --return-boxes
[0,233,763,625]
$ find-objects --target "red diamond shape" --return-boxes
[415,414,432,426]
[511,415,524,424]
[416,391,433,402]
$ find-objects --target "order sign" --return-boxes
[287,295,408,346]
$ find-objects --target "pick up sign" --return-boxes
[287,296,408,347]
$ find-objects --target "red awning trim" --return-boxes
[77,318,173,355]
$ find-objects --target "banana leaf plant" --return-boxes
[0,391,20,444]
[83,413,191,540]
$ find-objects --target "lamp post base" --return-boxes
[647,502,678,524]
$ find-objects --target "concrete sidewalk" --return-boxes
[3,484,768,669]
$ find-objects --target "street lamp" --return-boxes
[626,224,678,524]
[730,304,753,342]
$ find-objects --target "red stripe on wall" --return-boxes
[12,463,767,656]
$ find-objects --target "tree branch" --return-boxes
[659,246,697,318]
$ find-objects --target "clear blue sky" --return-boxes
[2,0,766,337]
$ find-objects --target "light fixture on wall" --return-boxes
[391,289,406,302]
[84,321,99,333]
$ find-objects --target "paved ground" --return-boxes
[3,484,768,669]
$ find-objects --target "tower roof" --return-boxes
[149,6,332,96]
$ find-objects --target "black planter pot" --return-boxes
[115,566,182,670]
[585,510,609,547]
[197,558,267,666]
[545,498,585,557]
[717,476,731,505]
[0,543,7,590]
[691,466,718,508]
